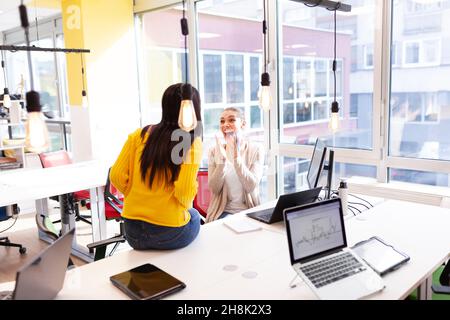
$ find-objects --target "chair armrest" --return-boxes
[87,235,126,250]
[431,284,450,295]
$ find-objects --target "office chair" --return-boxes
[86,169,126,261]
[431,262,450,295]
[0,205,26,254]
[193,168,210,223]
[39,150,91,225]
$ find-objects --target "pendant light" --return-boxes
[258,0,271,111]
[1,50,11,109]
[328,3,340,133]
[80,53,88,108]
[178,0,197,132]
[19,3,49,153]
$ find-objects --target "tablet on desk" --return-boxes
[110,263,186,300]
[351,236,410,276]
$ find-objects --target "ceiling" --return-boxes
[0,0,61,33]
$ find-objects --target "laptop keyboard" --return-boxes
[0,291,13,300]
[300,252,366,288]
[259,212,272,221]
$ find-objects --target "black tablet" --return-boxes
[110,263,186,300]
[352,236,410,276]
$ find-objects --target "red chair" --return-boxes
[193,169,211,219]
[87,168,126,261]
[39,150,91,225]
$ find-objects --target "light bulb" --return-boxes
[329,112,340,132]
[2,88,11,109]
[259,85,271,111]
[25,111,50,153]
[81,90,88,108]
[329,101,340,133]
[178,99,197,132]
[258,72,272,111]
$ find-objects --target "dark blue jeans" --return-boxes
[218,211,232,219]
[123,208,201,250]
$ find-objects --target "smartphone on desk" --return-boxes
[110,263,186,300]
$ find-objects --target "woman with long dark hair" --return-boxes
[110,83,203,250]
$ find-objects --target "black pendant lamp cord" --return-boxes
[327,2,341,104]
[19,3,35,90]
[181,0,189,84]
[263,0,270,73]
[34,0,40,44]
[1,50,8,87]
[81,53,86,92]
[263,0,267,73]
[333,7,337,103]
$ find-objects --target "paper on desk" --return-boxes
[223,217,262,234]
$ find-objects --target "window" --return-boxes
[389,1,450,186]
[137,0,450,195]
[138,7,185,124]
[203,54,223,103]
[4,18,70,152]
[403,39,441,66]
[314,60,327,97]
[405,0,443,14]
[363,44,374,68]
[197,0,264,147]
[391,42,400,67]
[279,156,376,195]
[404,41,420,64]
[279,0,374,150]
[250,57,260,101]
[225,54,244,103]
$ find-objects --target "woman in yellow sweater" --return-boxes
[110,83,203,250]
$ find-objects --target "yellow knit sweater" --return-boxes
[110,128,202,227]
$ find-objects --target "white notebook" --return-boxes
[223,217,262,234]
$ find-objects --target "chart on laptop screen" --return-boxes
[290,203,345,260]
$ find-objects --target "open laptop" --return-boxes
[284,198,384,300]
[247,187,322,224]
[0,228,75,300]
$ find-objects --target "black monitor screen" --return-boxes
[307,138,327,188]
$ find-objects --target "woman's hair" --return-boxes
[223,107,245,121]
[140,83,202,187]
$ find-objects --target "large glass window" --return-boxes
[389,1,450,169]
[138,7,185,125]
[197,0,264,156]
[4,20,70,153]
[279,0,375,150]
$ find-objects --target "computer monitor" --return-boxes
[307,138,327,189]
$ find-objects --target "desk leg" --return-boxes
[59,195,76,235]
[36,198,51,242]
[89,186,106,243]
[417,276,432,300]
[35,197,95,263]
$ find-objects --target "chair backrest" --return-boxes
[39,150,72,168]
[104,168,123,220]
[193,169,211,218]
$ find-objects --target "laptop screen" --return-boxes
[285,198,347,264]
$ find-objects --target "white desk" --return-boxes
[31,199,450,300]
[0,161,109,261]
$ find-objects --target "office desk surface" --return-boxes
[0,161,108,207]
[38,199,449,300]
[0,160,110,261]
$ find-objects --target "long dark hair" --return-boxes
[140,83,202,187]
